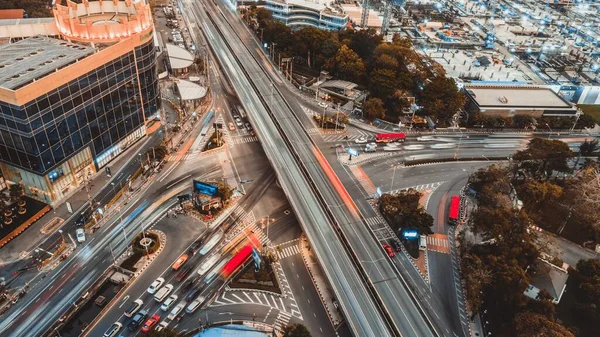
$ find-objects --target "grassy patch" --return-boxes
[578,104,600,122]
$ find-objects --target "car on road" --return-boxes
[383,244,395,257]
[186,296,205,314]
[245,122,252,132]
[161,294,178,311]
[318,102,328,108]
[188,240,203,255]
[354,137,368,144]
[390,241,402,252]
[404,144,425,151]
[124,299,143,318]
[128,309,148,331]
[141,314,160,333]
[172,254,188,271]
[430,143,456,149]
[154,284,174,302]
[155,321,169,332]
[417,136,434,142]
[76,228,86,243]
[228,122,235,131]
[176,266,192,281]
[185,286,203,302]
[147,278,165,294]
[168,302,186,320]
[235,118,243,128]
[103,322,122,337]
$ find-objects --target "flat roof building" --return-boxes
[464,85,579,117]
[263,0,348,31]
[0,0,159,204]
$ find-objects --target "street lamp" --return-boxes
[481,154,490,161]
[545,123,553,138]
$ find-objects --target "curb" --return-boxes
[337,152,393,166]
[224,286,284,298]
[133,230,167,278]
[298,235,340,326]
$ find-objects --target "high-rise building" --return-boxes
[0,0,159,203]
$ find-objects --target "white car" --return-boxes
[76,228,85,243]
[167,302,185,320]
[318,102,328,108]
[161,294,178,311]
[430,143,457,149]
[404,144,425,151]
[416,136,434,142]
[354,137,368,144]
[147,278,165,294]
[155,321,169,332]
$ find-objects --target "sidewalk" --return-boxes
[298,235,343,327]
[0,137,149,265]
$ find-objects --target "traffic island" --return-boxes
[228,256,282,295]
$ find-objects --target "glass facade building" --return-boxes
[264,0,348,31]
[0,40,158,175]
[0,0,158,203]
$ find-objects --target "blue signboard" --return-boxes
[402,230,419,240]
[193,180,218,197]
[252,248,262,270]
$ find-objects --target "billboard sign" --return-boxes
[402,229,419,239]
[193,180,218,197]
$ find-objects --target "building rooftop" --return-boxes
[0,36,94,90]
[165,43,194,70]
[465,85,573,108]
[176,79,207,101]
[524,259,569,303]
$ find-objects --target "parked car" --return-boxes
[141,314,160,332]
[382,244,395,257]
[147,278,165,294]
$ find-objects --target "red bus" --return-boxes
[375,133,406,143]
[448,195,460,225]
[221,244,253,278]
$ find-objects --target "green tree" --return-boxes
[418,76,466,122]
[263,21,293,51]
[216,181,233,201]
[579,139,599,156]
[282,323,312,337]
[345,29,382,61]
[516,180,563,212]
[379,190,433,235]
[363,98,385,120]
[369,68,400,101]
[513,312,575,337]
[254,7,273,29]
[513,138,574,179]
[331,45,365,82]
[575,113,597,129]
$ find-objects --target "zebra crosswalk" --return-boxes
[426,234,450,254]
[273,311,293,332]
[364,216,384,227]
[276,245,300,260]
[385,182,444,196]
[231,135,259,145]
[322,131,374,143]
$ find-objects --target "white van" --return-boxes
[168,302,185,320]
[419,235,427,251]
[154,284,174,302]
[186,296,205,314]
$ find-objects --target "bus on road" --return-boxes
[221,244,254,278]
[448,195,461,226]
[375,133,406,143]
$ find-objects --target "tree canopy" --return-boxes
[513,312,575,337]
[513,138,574,179]
[379,190,433,235]
[363,98,385,120]
[282,324,312,337]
